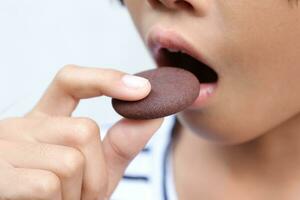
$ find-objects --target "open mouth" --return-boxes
[155,48,219,84]
[147,28,220,107]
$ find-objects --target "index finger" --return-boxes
[27,65,151,117]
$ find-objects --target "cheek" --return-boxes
[179,14,300,145]
[179,40,300,145]
[178,0,300,144]
[179,79,300,145]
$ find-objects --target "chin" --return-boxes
[176,110,265,146]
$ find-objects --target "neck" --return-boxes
[172,113,300,199]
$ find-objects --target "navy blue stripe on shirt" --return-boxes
[142,147,151,153]
[122,175,149,182]
[121,147,151,183]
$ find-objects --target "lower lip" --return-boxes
[190,83,218,108]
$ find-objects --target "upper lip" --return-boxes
[147,27,214,71]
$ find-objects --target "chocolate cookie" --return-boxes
[111,67,200,119]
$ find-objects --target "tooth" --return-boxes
[207,87,214,94]
[199,88,206,96]
[199,87,214,97]
[181,50,188,54]
[168,48,180,53]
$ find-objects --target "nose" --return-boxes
[148,0,208,14]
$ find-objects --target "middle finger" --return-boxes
[0,116,108,199]
[0,139,83,200]
[30,117,107,200]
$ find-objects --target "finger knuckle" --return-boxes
[31,172,61,199]
[55,64,78,86]
[60,148,85,178]
[73,118,100,145]
[107,131,134,162]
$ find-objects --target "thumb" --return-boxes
[102,118,164,197]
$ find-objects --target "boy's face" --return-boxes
[124,0,300,144]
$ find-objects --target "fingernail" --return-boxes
[122,74,149,89]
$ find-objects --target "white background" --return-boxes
[0,0,155,124]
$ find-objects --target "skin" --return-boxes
[0,65,163,200]
[123,0,300,199]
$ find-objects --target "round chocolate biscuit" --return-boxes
[111,67,200,119]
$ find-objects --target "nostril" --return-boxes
[147,0,162,8]
[175,0,194,10]
[148,0,194,10]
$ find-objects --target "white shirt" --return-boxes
[104,116,178,200]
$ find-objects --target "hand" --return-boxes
[0,65,163,200]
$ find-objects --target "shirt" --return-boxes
[103,116,178,200]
